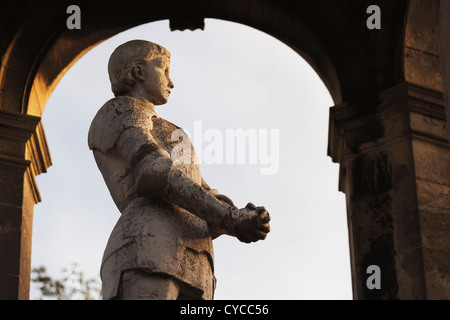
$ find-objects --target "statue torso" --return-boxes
[88,96,214,299]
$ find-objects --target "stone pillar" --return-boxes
[328,82,450,299]
[0,110,51,299]
[434,0,450,140]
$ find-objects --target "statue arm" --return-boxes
[200,177,237,238]
[116,126,240,235]
[116,125,270,242]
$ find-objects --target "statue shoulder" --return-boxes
[87,96,154,152]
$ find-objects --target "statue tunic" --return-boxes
[88,96,215,299]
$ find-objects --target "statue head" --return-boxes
[108,40,174,105]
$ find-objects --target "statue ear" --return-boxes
[132,64,145,82]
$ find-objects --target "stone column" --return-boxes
[434,0,450,140]
[0,110,51,299]
[328,82,450,299]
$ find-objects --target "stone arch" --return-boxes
[0,0,448,299]
[1,1,346,119]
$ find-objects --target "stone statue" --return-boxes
[88,40,271,300]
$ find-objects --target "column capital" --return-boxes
[328,82,447,165]
[0,110,52,202]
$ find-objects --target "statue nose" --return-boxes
[168,79,175,89]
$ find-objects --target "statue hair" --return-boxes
[108,40,170,97]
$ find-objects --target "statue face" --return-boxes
[141,56,174,105]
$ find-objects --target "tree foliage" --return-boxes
[31,263,102,300]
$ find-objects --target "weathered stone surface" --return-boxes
[329,82,449,299]
[88,40,270,300]
[435,0,450,139]
[404,48,443,92]
[0,0,449,300]
[0,109,50,299]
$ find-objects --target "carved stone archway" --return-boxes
[0,0,448,299]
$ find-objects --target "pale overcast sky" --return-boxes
[30,18,352,300]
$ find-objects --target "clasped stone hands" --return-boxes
[233,203,271,244]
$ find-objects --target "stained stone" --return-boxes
[87,40,271,300]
